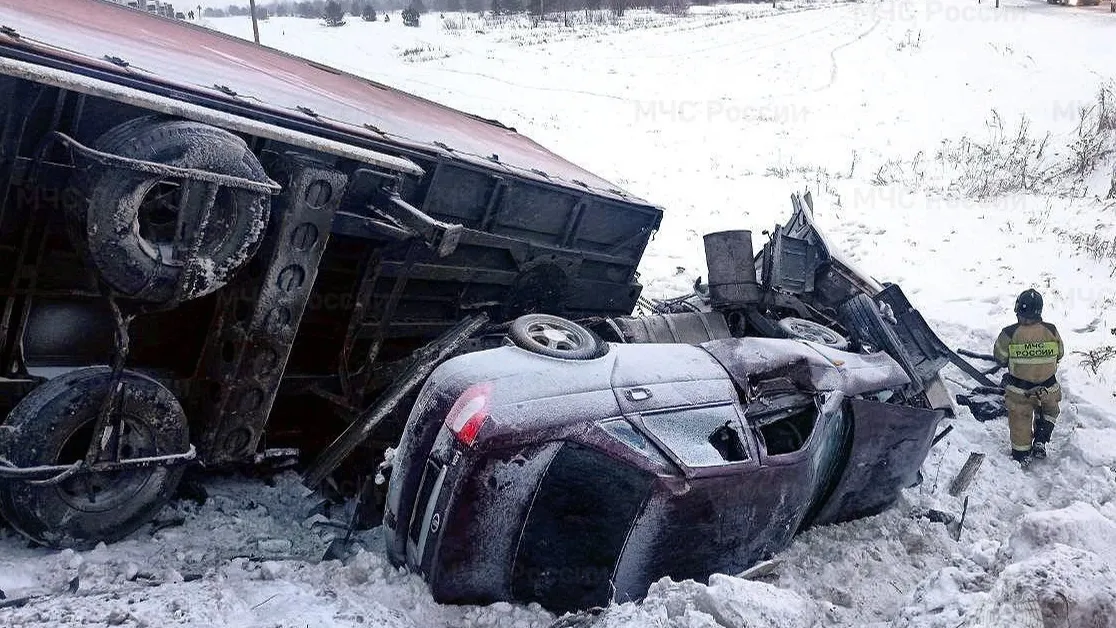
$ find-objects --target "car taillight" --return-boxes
[445,383,491,446]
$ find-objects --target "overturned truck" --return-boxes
[0,0,663,547]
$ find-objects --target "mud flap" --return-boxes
[809,397,944,526]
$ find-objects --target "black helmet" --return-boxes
[1014,289,1043,319]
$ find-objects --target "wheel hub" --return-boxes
[137,179,238,264]
[56,416,158,514]
[529,323,580,351]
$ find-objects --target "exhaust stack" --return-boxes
[703,230,761,307]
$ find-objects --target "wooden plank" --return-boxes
[949,452,985,497]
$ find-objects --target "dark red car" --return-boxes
[383,202,955,613]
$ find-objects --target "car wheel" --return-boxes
[839,294,920,382]
[0,367,190,549]
[508,314,607,360]
[69,116,272,303]
[777,317,850,350]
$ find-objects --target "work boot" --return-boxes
[1012,448,1032,467]
[1031,441,1047,459]
[1034,417,1055,443]
[1033,418,1055,459]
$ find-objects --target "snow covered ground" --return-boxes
[4,0,1116,626]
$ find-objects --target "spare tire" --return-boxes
[0,367,190,549]
[69,116,272,303]
[777,317,850,350]
[508,314,608,360]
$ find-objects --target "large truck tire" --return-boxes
[69,116,272,303]
[0,367,190,549]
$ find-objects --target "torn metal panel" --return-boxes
[701,336,911,398]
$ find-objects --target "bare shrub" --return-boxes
[872,161,901,186]
[1065,103,1115,179]
[895,29,921,51]
[1073,346,1116,375]
[1097,82,1116,132]
[931,83,1116,199]
[442,14,468,29]
[935,110,1052,199]
[1052,227,1116,276]
[871,154,923,187]
[653,0,690,15]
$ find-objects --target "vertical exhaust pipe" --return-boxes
[703,230,760,307]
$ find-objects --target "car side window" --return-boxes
[743,388,820,457]
[756,406,818,455]
[638,404,751,468]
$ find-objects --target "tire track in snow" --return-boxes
[422,66,636,102]
[814,15,882,92]
[601,17,845,62]
[421,14,850,103]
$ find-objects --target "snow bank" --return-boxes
[891,502,1116,628]
[1008,501,1116,565]
[1071,428,1116,468]
[592,575,826,628]
[0,474,557,627]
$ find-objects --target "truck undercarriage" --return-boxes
[0,0,662,548]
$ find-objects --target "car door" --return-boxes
[742,390,849,547]
[809,397,945,526]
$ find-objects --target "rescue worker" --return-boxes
[992,289,1064,466]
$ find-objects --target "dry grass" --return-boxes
[1073,345,1116,375]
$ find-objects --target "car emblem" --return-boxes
[430,513,441,533]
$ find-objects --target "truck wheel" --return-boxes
[508,314,607,360]
[70,116,272,303]
[777,317,850,350]
[839,294,919,382]
[0,367,190,549]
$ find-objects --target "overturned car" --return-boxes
[384,195,957,613]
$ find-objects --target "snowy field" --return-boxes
[3,0,1116,626]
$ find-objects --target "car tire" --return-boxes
[777,317,850,350]
[0,367,190,549]
[508,314,607,360]
[839,294,920,384]
[69,116,272,303]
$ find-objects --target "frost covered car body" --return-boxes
[383,193,960,612]
[384,333,945,613]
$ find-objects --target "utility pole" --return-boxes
[249,0,261,44]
